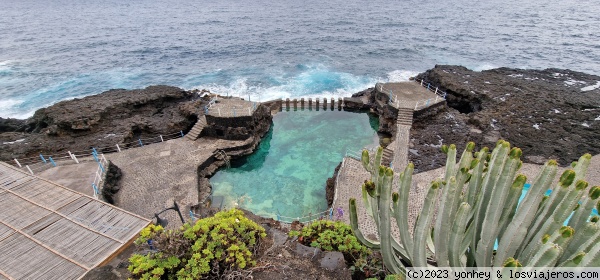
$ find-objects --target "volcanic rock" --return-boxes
[0,85,205,161]
[410,65,600,172]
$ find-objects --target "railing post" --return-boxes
[116,144,121,152]
[435,87,438,94]
[160,135,164,142]
[72,153,79,164]
[180,131,184,137]
[26,165,33,175]
[138,139,143,147]
[190,210,195,222]
[92,183,99,199]
[49,157,56,167]
[233,109,236,117]
[97,160,105,173]
[420,80,423,86]
[14,159,21,168]
[40,154,47,163]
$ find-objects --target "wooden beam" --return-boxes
[96,220,149,268]
[0,267,15,280]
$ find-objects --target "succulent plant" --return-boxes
[349,141,599,275]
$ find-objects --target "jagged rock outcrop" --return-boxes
[0,85,206,161]
[350,87,398,138]
[410,65,600,172]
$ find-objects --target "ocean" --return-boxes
[1,0,599,119]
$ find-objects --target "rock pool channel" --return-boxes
[210,109,379,221]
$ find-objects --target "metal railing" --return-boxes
[414,78,448,99]
[377,83,398,107]
[10,130,186,172]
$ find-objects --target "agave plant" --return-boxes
[349,140,600,274]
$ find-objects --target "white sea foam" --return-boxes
[595,116,600,121]
[472,63,496,71]
[188,67,396,102]
[386,70,419,82]
[3,139,25,145]
[533,124,540,130]
[564,79,586,86]
[581,81,600,92]
[582,122,590,127]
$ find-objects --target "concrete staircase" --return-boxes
[381,147,394,167]
[396,108,413,126]
[184,115,207,141]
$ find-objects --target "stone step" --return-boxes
[381,148,394,167]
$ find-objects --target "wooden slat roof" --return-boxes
[0,162,151,280]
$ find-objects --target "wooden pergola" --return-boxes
[0,162,151,280]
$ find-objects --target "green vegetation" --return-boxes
[350,141,600,275]
[128,209,266,279]
[290,220,385,278]
[290,220,369,260]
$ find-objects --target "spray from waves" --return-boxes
[189,66,421,102]
[0,63,423,119]
[386,70,421,82]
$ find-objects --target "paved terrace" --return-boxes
[107,137,252,228]
[379,81,445,110]
[206,97,258,117]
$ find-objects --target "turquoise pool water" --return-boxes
[494,184,598,249]
[519,184,599,220]
[210,109,378,220]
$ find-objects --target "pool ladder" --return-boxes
[215,149,230,169]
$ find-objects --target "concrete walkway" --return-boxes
[107,137,247,228]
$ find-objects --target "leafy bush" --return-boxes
[290,220,369,260]
[290,220,385,279]
[128,208,267,279]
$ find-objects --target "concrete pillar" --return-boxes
[301,98,305,110]
[293,98,297,110]
[330,98,335,110]
[323,98,327,110]
[315,98,319,111]
[308,98,312,109]
[338,98,343,111]
[285,98,290,111]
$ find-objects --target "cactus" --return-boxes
[349,141,599,273]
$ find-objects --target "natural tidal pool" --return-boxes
[210,109,379,221]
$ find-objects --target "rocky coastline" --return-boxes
[2,65,599,204]
[410,65,600,172]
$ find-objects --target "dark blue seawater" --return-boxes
[1,0,599,118]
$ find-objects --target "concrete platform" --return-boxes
[35,161,99,197]
[378,82,445,109]
[206,97,258,117]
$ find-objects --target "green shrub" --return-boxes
[128,208,267,279]
[290,220,369,261]
[291,220,385,278]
